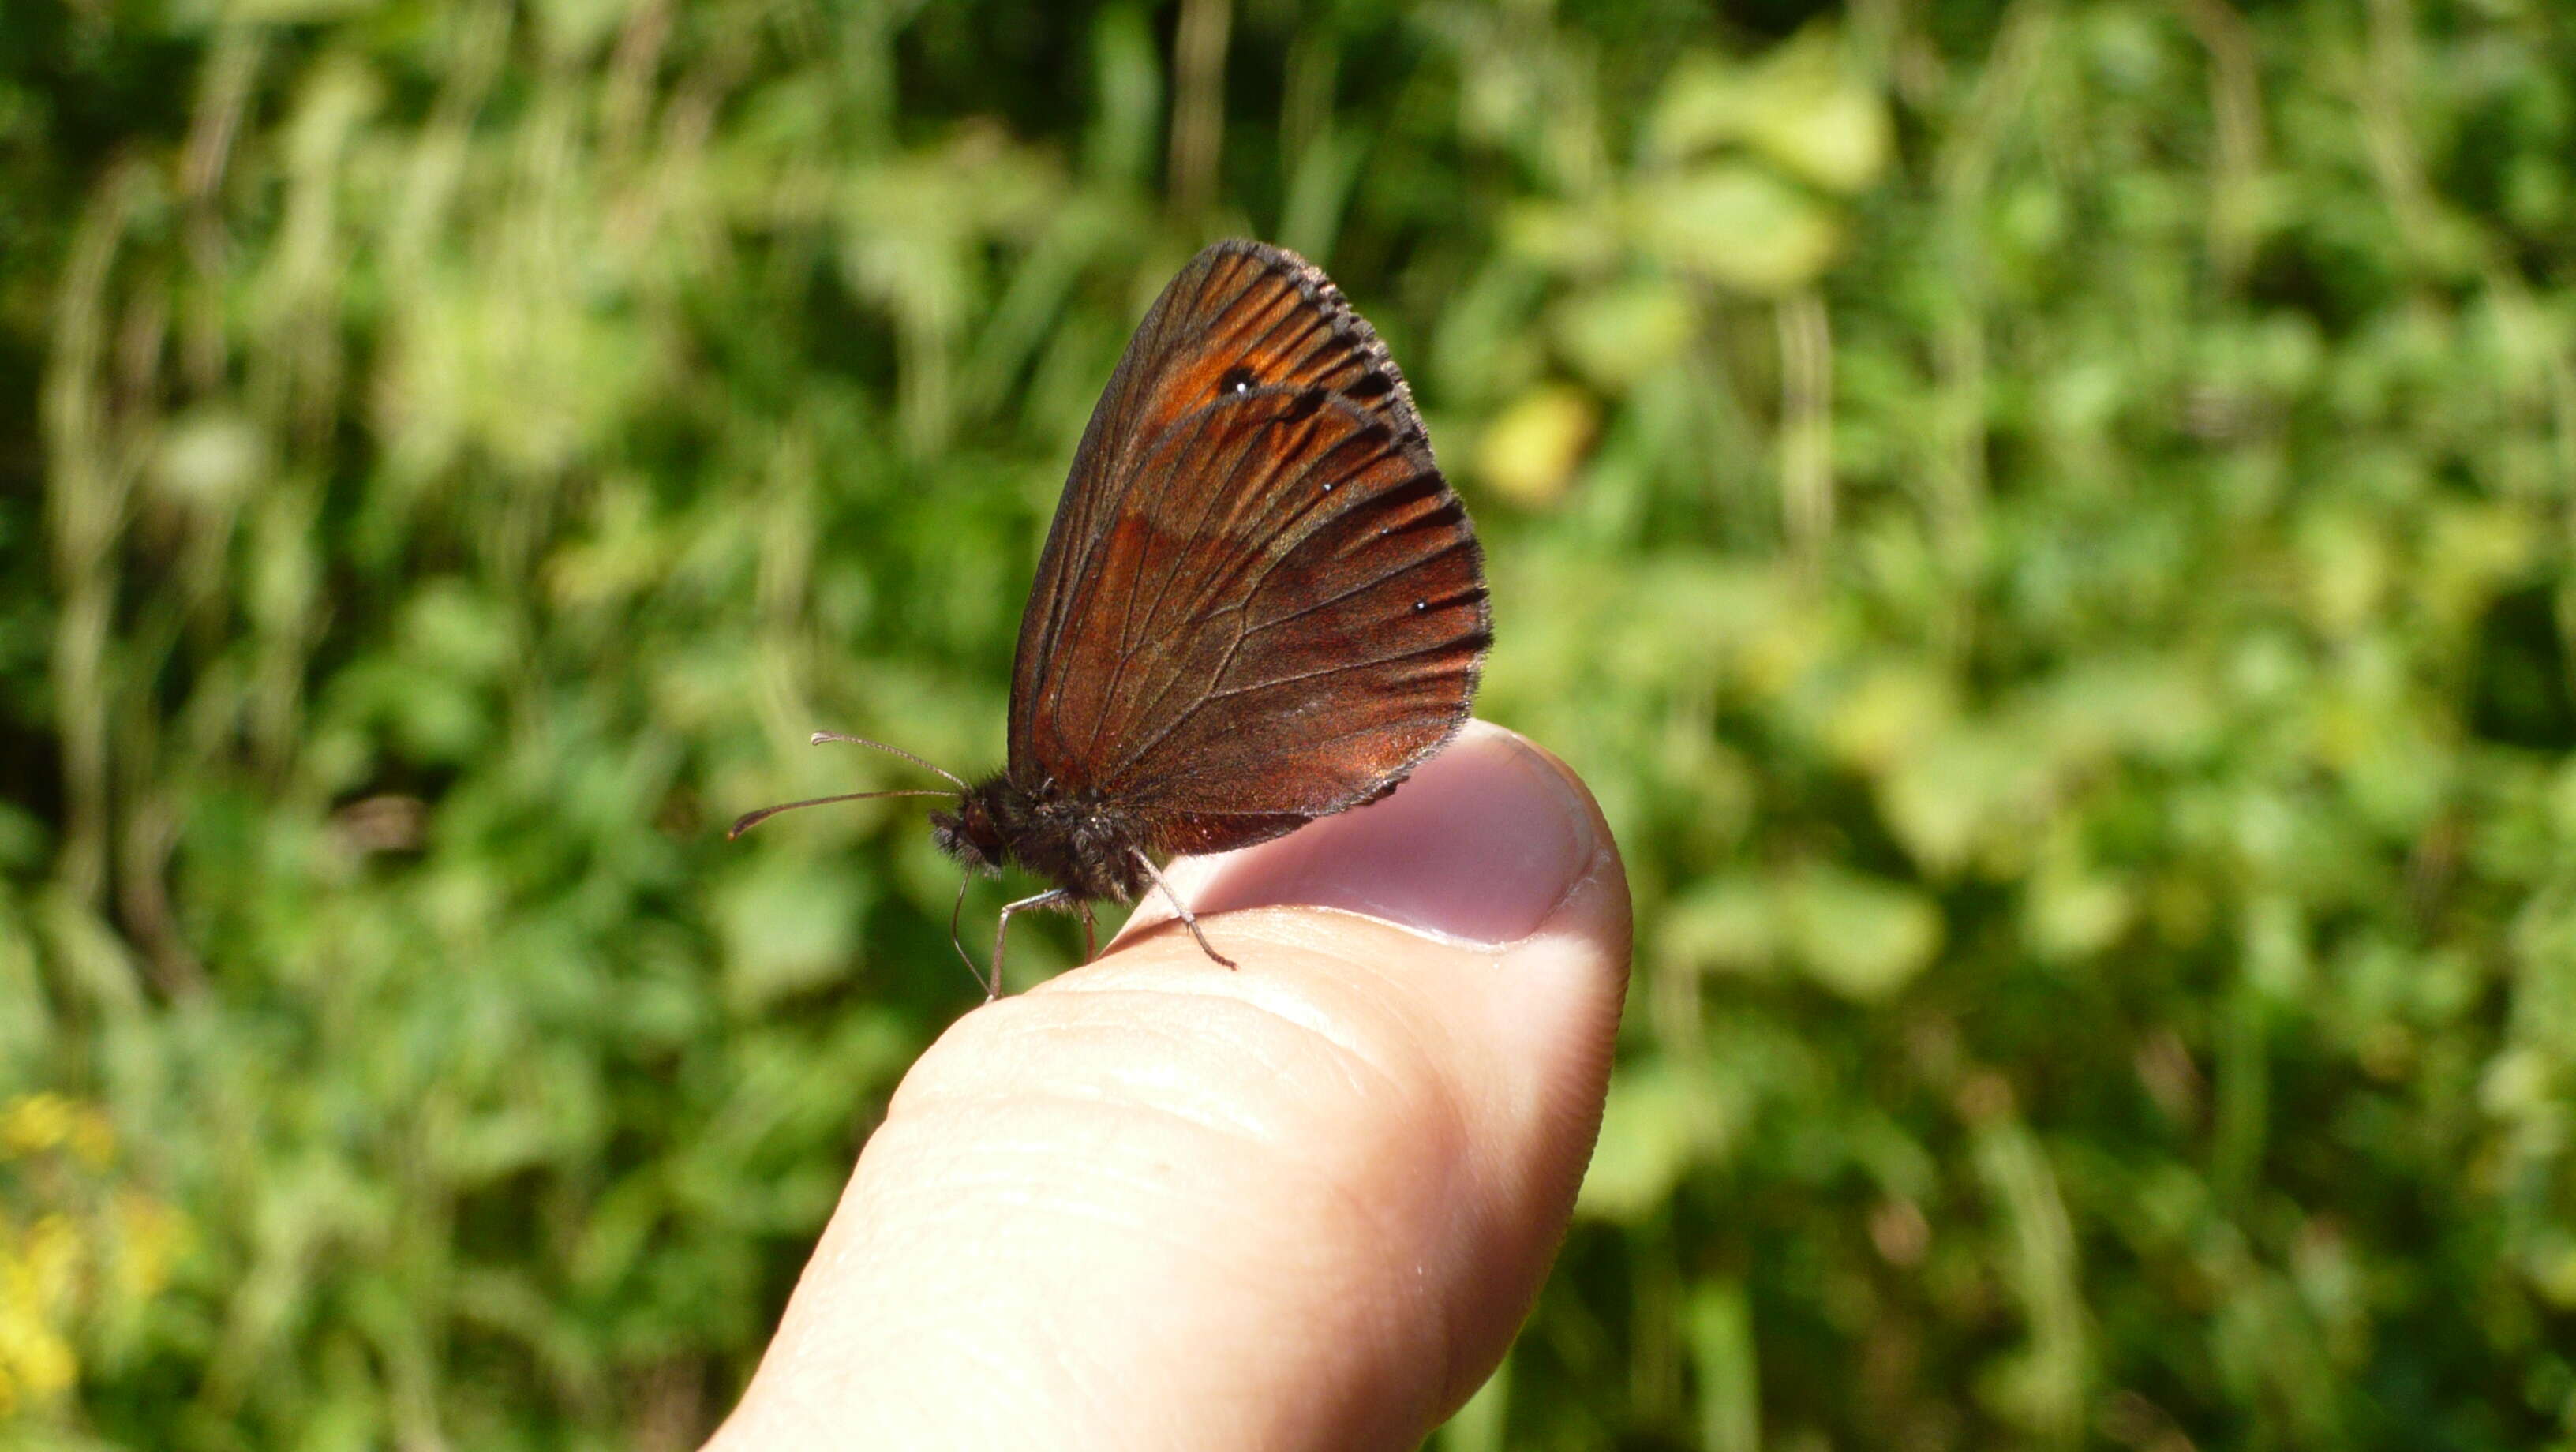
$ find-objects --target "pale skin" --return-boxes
[704,722,1633,1451]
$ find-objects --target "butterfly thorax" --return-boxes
[930,773,1152,904]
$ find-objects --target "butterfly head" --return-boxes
[930,777,1014,877]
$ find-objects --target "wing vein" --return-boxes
[1081,403,1278,764]
[1103,630,1479,789]
[1238,534,1479,639]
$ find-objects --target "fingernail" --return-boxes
[1182,722,1601,945]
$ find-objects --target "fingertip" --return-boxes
[1087,719,1632,1413]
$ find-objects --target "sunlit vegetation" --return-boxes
[6,1,2576,1446]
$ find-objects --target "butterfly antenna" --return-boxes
[728,789,953,840]
[809,732,970,791]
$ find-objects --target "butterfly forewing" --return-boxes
[1013,242,1432,740]
[1008,242,1488,859]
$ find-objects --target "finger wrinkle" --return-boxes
[919,1016,1282,1125]
[1004,994,1343,1103]
[880,997,1486,1310]
[1020,977,1425,1114]
[874,1091,1273,1211]
[1047,951,1388,1063]
[886,1061,1472,1265]
[909,1012,1406,1160]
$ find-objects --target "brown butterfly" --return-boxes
[733,239,1490,996]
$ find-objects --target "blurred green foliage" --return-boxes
[6,0,2576,1446]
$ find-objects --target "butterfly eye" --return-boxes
[1218,365,1257,395]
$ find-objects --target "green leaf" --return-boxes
[1632,163,1844,294]
[1782,865,1943,1001]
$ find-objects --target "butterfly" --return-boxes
[733,239,1491,997]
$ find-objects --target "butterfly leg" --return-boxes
[947,874,982,993]
[1130,849,1237,970]
[1080,902,1098,963]
[989,887,1077,1001]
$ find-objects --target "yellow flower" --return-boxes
[67,1110,115,1169]
[0,1095,73,1157]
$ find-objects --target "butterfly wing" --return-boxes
[1008,242,1488,855]
[1012,239,1428,716]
